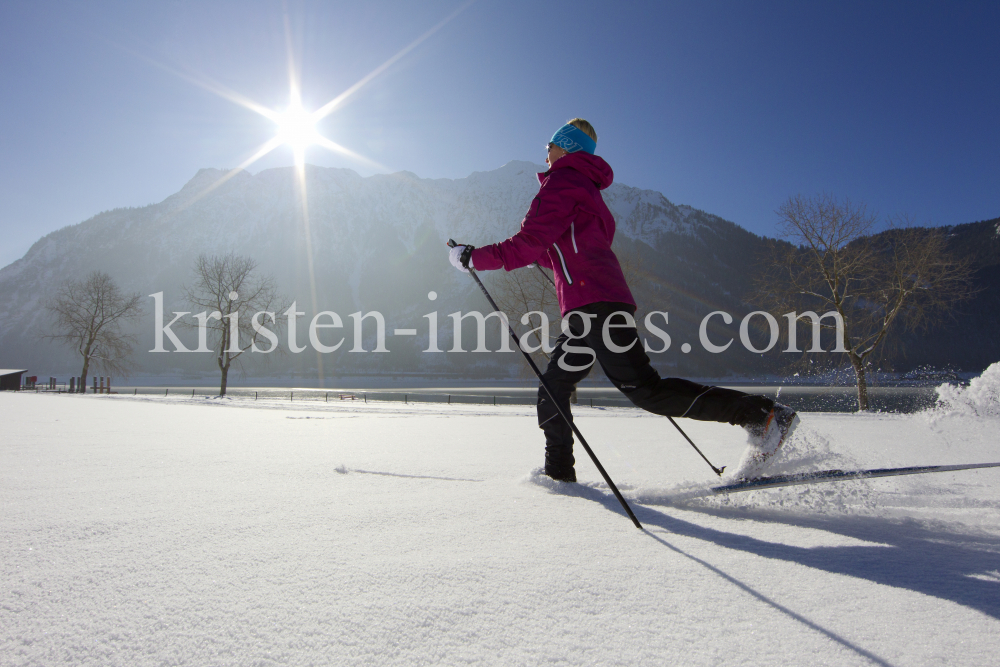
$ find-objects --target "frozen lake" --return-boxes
[106,384,939,413]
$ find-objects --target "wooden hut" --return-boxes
[0,369,27,391]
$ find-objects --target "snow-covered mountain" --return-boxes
[2,162,996,381]
[0,161,768,380]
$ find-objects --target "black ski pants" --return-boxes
[537,302,772,473]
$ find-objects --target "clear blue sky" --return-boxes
[1,0,998,267]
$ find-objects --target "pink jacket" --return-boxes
[470,152,635,315]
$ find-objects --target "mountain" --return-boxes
[892,218,1000,373]
[0,162,996,384]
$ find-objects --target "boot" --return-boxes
[735,403,799,479]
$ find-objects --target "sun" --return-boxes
[163,1,474,182]
[274,101,320,156]
[153,1,475,386]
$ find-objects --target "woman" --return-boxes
[449,119,797,482]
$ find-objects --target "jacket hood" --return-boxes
[538,152,614,190]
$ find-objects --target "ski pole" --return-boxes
[533,261,724,476]
[666,416,724,476]
[448,240,642,529]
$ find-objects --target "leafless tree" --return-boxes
[46,271,143,390]
[757,194,975,410]
[184,253,289,396]
[486,263,560,377]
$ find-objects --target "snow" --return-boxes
[935,361,1000,419]
[2,390,1000,666]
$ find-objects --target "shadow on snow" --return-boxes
[543,480,1000,620]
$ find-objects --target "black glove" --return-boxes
[449,243,476,272]
[460,244,475,269]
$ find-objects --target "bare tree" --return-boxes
[184,253,289,396]
[757,194,975,410]
[46,271,143,390]
[486,263,560,377]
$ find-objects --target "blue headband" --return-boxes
[550,123,597,155]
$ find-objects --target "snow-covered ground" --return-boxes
[3,373,1000,666]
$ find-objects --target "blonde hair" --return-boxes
[567,118,597,142]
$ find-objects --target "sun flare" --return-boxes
[147,1,475,385]
[144,0,474,185]
[274,102,320,156]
